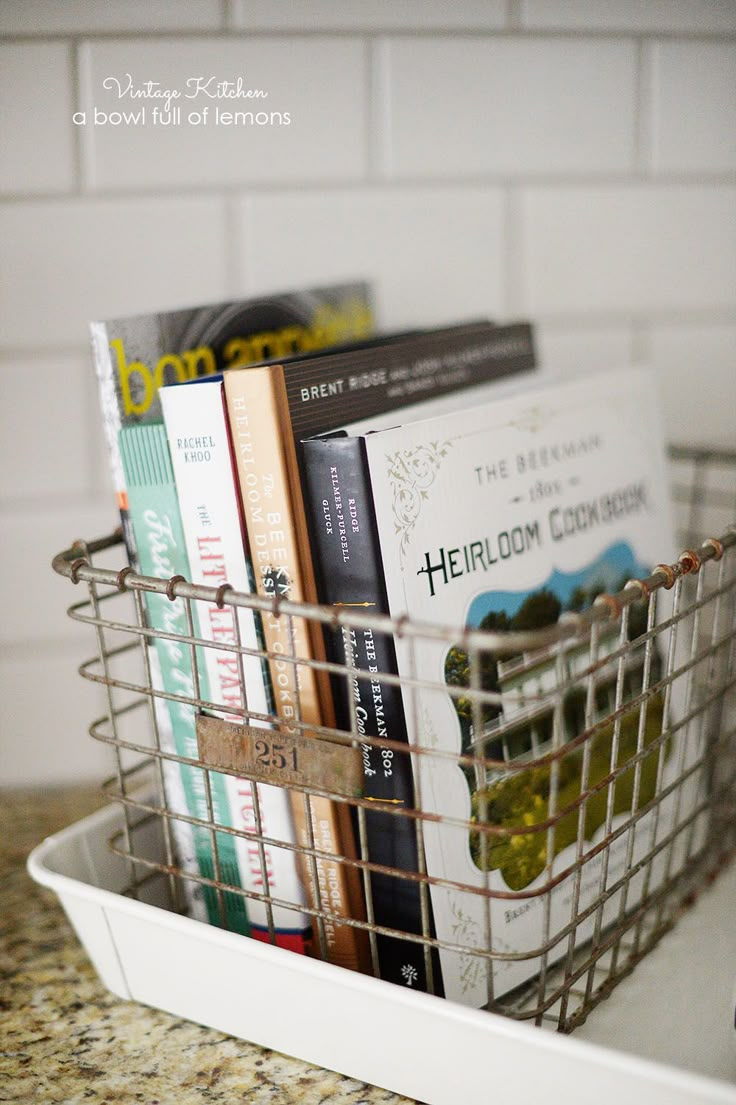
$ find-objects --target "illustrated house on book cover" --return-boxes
[345,364,695,1008]
[472,630,618,784]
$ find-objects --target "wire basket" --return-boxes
[52,445,736,1034]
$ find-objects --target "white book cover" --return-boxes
[161,378,308,941]
[362,365,691,1007]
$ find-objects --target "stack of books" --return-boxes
[92,280,686,1009]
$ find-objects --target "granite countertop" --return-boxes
[1,787,417,1105]
[8,788,735,1103]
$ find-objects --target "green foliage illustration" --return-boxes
[469,696,665,890]
[443,555,662,891]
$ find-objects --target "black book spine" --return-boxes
[301,435,442,996]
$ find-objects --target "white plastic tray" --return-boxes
[28,799,736,1105]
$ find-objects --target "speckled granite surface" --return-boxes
[1,788,418,1105]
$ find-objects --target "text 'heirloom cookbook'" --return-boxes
[329,365,685,1006]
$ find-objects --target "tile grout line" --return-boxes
[74,38,95,194]
[2,29,736,43]
[368,36,392,183]
[67,38,85,196]
[503,186,525,319]
[223,193,242,296]
[2,175,736,206]
[506,0,523,32]
[635,37,656,178]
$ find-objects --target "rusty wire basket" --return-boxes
[52,445,736,1035]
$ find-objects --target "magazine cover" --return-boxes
[363,365,682,1007]
[91,281,375,556]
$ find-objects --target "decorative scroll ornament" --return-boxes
[387,440,452,562]
[449,900,484,995]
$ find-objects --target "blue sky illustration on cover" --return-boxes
[465,540,648,627]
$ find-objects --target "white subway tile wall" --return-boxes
[520,185,736,315]
[0,4,734,785]
[0,43,76,193]
[649,322,736,446]
[79,38,369,189]
[384,38,638,178]
[519,1,736,34]
[0,1,223,35]
[0,499,115,650]
[229,0,509,32]
[651,41,736,173]
[239,188,507,325]
[0,198,229,347]
[0,648,110,788]
[535,324,635,377]
[0,353,93,502]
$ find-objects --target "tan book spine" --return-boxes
[224,365,368,972]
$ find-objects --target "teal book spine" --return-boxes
[119,422,249,935]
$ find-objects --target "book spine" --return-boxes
[224,367,370,973]
[301,435,441,994]
[91,321,139,566]
[119,423,249,935]
[148,656,209,926]
[160,380,311,950]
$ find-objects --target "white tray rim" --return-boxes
[27,799,736,1105]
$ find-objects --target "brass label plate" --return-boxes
[196,714,363,798]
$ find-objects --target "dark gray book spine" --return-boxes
[301,434,441,996]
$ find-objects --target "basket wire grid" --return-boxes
[53,445,736,1034]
